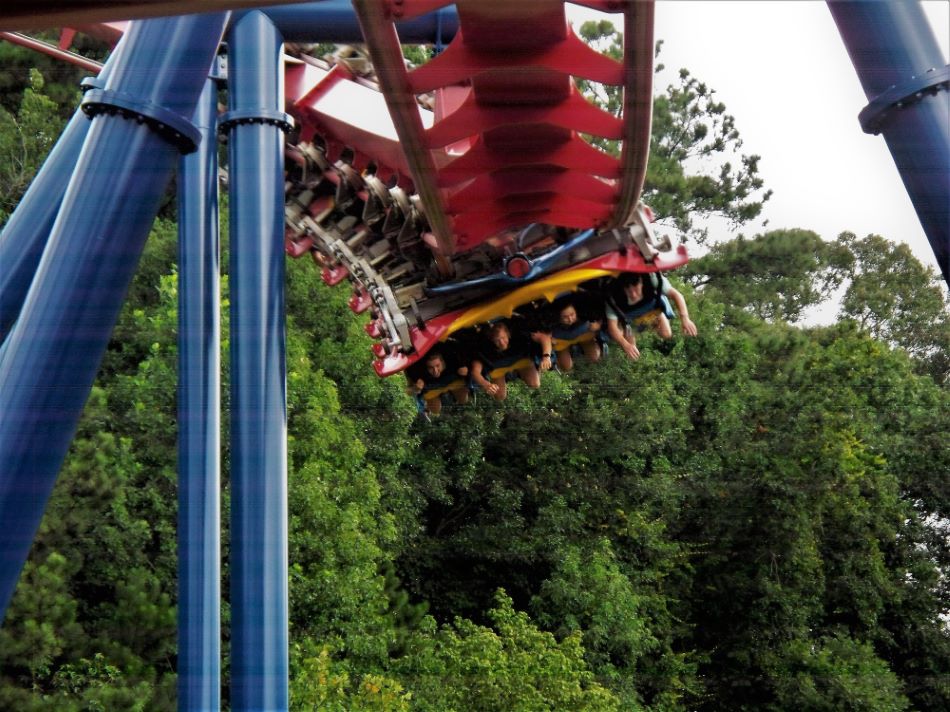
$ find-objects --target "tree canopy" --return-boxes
[683,228,853,322]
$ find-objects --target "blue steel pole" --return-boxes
[0,36,125,342]
[0,13,229,622]
[177,71,222,712]
[223,11,291,709]
[828,1,950,284]
[239,0,458,43]
[0,104,91,342]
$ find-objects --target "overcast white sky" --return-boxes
[569,1,949,280]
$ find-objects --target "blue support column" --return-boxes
[0,13,229,622]
[223,11,291,709]
[177,71,222,711]
[0,38,122,342]
[242,0,458,43]
[828,1,950,284]
[0,106,91,341]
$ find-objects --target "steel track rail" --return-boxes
[351,0,456,276]
[610,0,655,229]
[348,0,655,259]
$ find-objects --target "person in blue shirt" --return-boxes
[604,272,698,360]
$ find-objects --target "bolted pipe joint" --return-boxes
[81,86,203,153]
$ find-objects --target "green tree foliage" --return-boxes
[292,590,619,711]
[647,66,771,243]
[284,323,403,671]
[0,382,170,708]
[284,256,421,548]
[398,300,710,709]
[0,33,93,117]
[683,229,854,322]
[0,69,67,222]
[291,642,412,712]
[0,215,189,706]
[392,591,621,712]
[5,239,947,709]
[684,228,950,383]
[395,284,949,710]
[836,232,950,383]
[770,635,910,712]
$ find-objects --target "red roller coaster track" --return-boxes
[7,1,689,376]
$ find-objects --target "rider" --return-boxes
[409,349,470,415]
[469,320,545,401]
[603,272,698,360]
[538,295,603,371]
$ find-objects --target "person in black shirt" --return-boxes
[469,320,545,401]
[538,295,603,371]
[408,349,470,415]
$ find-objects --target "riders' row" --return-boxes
[406,272,698,415]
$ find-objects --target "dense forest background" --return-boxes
[1,26,948,711]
